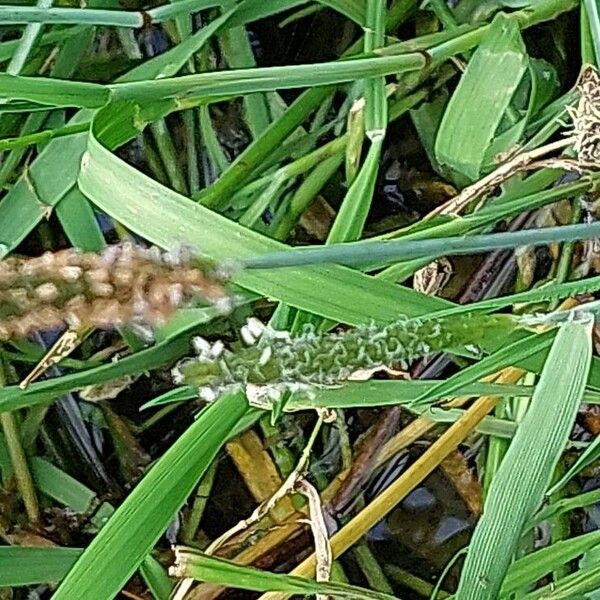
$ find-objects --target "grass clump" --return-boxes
[2,1,600,600]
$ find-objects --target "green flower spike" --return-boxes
[176,313,514,406]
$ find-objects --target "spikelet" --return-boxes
[0,243,234,341]
[176,313,514,404]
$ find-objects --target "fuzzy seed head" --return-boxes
[0,243,234,340]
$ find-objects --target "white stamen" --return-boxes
[192,336,211,356]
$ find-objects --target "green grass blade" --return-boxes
[412,330,556,406]
[522,561,600,598]
[173,549,397,599]
[546,433,600,496]
[430,274,600,319]
[501,530,600,596]
[327,139,382,242]
[148,380,535,411]
[529,489,600,531]
[435,13,528,183]
[108,53,426,103]
[30,457,99,514]
[52,392,248,600]
[217,2,270,137]
[0,547,82,586]
[55,187,105,251]
[242,221,600,269]
[79,133,449,322]
[0,73,108,109]
[140,556,173,600]
[5,0,53,75]
[4,53,427,111]
[0,121,89,151]
[456,318,593,600]
[584,0,600,65]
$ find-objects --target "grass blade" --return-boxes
[242,221,600,269]
[455,318,593,600]
[501,530,600,596]
[52,392,248,600]
[435,13,527,183]
[172,548,397,599]
[412,329,556,406]
[0,547,82,586]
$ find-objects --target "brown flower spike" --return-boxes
[0,243,233,341]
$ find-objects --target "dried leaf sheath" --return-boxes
[0,243,233,340]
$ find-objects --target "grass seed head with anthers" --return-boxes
[177,313,514,403]
[0,243,234,341]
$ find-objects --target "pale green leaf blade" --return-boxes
[173,548,397,599]
[434,13,528,182]
[456,318,593,600]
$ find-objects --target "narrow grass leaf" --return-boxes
[4,54,427,111]
[52,392,248,600]
[147,380,534,410]
[435,13,527,182]
[173,549,397,599]
[455,318,593,600]
[217,3,270,138]
[109,53,426,104]
[0,547,82,586]
[30,457,98,514]
[500,530,600,596]
[327,139,382,242]
[584,0,600,65]
[242,221,600,269]
[412,329,556,406]
[522,561,600,598]
[0,73,108,109]
[546,433,600,496]
[140,556,173,600]
[55,187,105,252]
[528,488,600,531]
[430,274,600,319]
